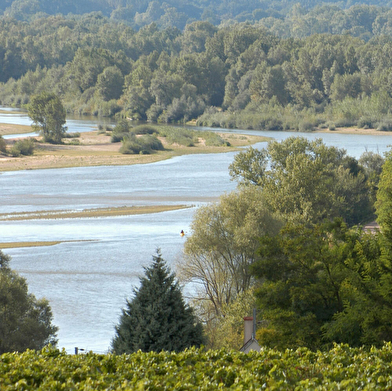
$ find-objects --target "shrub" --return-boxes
[10,138,34,157]
[158,127,197,146]
[120,134,164,154]
[132,125,158,135]
[63,132,80,139]
[358,116,377,129]
[204,132,230,147]
[0,136,6,153]
[377,120,392,131]
[111,119,131,142]
[298,121,315,132]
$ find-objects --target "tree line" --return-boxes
[2,15,392,130]
[3,0,392,31]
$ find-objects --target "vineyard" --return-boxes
[1,344,392,390]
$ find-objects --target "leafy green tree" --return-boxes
[252,219,389,350]
[0,251,58,354]
[179,187,283,318]
[376,151,392,248]
[96,66,124,101]
[229,137,373,225]
[111,251,204,354]
[0,136,6,153]
[28,92,67,143]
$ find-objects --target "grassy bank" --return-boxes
[1,127,269,171]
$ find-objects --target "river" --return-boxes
[1,110,392,353]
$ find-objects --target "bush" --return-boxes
[358,116,377,129]
[10,138,35,157]
[120,134,164,154]
[377,120,392,131]
[204,132,230,147]
[132,125,158,135]
[0,136,6,153]
[111,119,132,142]
[298,121,315,132]
[111,132,128,143]
[158,126,197,146]
[63,132,80,138]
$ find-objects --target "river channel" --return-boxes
[1,110,392,353]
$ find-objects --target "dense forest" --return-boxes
[2,0,392,29]
[2,2,392,130]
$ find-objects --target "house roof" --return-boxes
[239,337,261,353]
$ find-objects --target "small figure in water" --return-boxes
[180,230,185,237]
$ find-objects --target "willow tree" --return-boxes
[179,186,283,318]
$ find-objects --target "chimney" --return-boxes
[243,316,253,344]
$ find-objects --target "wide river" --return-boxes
[1,110,392,353]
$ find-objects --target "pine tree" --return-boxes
[111,251,204,353]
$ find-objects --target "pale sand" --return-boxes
[0,131,269,172]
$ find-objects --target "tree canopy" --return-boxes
[0,251,58,354]
[28,92,67,143]
[229,137,374,226]
[112,251,204,354]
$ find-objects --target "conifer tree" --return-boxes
[111,251,204,353]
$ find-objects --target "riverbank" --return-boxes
[0,129,269,171]
[318,127,392,135]
[0,123,32,136]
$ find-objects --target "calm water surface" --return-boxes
[1,110,392,352]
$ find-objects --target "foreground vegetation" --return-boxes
[2,344,392,390]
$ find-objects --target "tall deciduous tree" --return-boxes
[0,251,58,354]
[28,92,67,143]
[179,187,283,318]
[229,137,373,226]
[111,251,204,354]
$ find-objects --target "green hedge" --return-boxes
[2,344,392,390]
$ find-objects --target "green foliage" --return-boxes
[0,250,58,354]
[10,138,35,157]
[28,92,67,144]
[0,136,6,153]
[252,219,392,350]
[119,133,163,154]
[157,126,197,146]
[376,152,392,246]
[5,344,392,389]
[229,137,373,226]
[203,288,257,350]
[111,119,131,142]
[131,124,158,135]
[111,251,204,354]
[180,187,283,319]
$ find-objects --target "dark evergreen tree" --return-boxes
[111,251,204,353]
